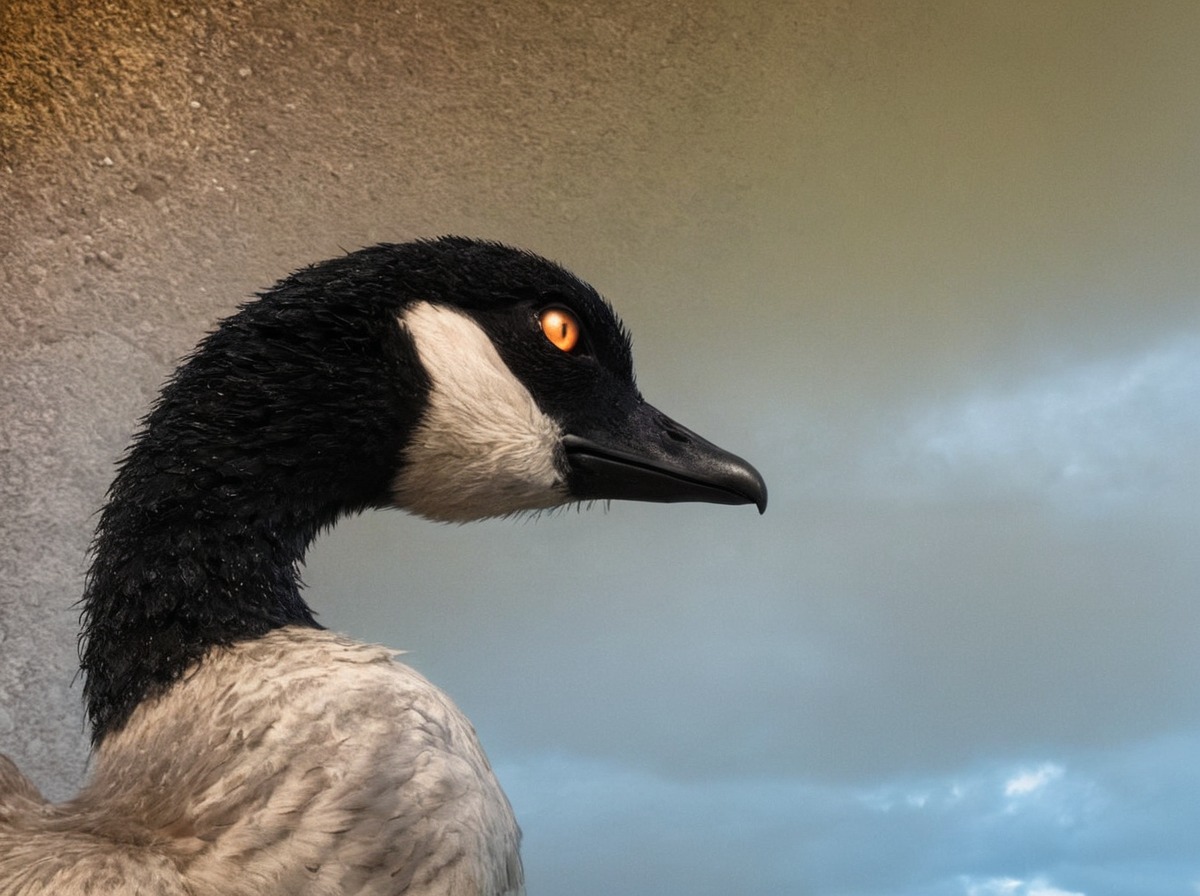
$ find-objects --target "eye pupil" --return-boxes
[540,308,581,353]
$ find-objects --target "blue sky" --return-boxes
[501,733,1200,896]
[5,2,1197,893]
[299,3,1200,893]
[311,324,1200,895]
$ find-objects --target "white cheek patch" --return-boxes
[392,301,568,521]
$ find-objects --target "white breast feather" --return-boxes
[0,628,524,896]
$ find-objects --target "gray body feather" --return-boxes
[0,629,523,896]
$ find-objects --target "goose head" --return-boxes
[386,243,767,520]
[80,237,766,740]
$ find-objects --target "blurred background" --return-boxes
[2,3,1198,894]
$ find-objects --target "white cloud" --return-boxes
[1004,763,1064,798]
[495,734,1200,896]
[906,791,931,809]
[964,878,1023,896]
[1028,885,1085,896]
[857,778,968,814]
[873,332,1200,509]
[963,878,1084,896]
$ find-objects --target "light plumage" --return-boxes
[2,629,522,895]
[394,302,565,521]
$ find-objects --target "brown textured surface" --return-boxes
[1,0,863,799]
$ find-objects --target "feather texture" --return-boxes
[1,628,523,896]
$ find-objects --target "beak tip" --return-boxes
[746,468,768,515]
[562,410,769,515]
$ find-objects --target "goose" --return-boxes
[0,237,767,896]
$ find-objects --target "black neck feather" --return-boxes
[78,238,606,742]
[80,248,431,742]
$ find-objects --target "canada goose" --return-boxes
[0,237,766,895]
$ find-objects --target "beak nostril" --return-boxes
[665,429,689,444]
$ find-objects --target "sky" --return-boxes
[6,2,1194,894]
[300,5,1200,894]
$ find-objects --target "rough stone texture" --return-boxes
[1,0,865,800]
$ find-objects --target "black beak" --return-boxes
[562,402,767,513]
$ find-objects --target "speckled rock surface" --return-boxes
[1,0,862,800]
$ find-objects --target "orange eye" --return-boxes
[539,308,581,353]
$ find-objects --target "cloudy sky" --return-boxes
[296,5,1200,895]
[6,2,1198,894]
